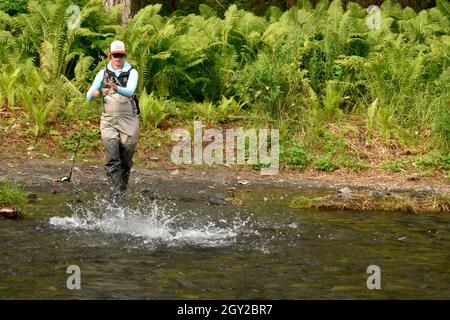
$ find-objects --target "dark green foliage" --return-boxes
[315,154,340,172]
[440,153,450,170]
[300,43,329,94]
[146,1,437,16]
[286,145,311,168]
[0,0,28,15]
[345,36,370,57]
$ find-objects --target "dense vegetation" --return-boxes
[0,0,449,175]
[0,1,439,16]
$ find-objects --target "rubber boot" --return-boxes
[119,143,136,193]
[104,138,124,206]
[108,171,124,207]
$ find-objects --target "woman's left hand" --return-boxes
[105,82,118,91]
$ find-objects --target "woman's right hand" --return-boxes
[92,89,100,98]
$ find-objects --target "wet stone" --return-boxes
[338,187,352,194]
[368,190,391,198]
[0,268,18,276]
[337,187,353,200]
[27,194,38,202]
[0,207,21,219]
[214,193,226,200]
[416,187,437,195]
[208,198,228,206]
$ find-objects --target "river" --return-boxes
[1,190,449,299]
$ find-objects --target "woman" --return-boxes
[86,40,139,206]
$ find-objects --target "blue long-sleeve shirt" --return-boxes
[86,61,138,101]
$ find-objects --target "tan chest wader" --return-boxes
[101,66,139,205]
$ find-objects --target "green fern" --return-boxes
[139,89,167,129]
[437,0,450,20]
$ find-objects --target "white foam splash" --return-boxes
[49,196,243,248]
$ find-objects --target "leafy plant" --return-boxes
[138,89,168,129]
[414,156,435,168]
[286,145,311,169]
[314,154,339,172]
[440,153,450,170]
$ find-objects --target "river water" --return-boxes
[1,190,449,299]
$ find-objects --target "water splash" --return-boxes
[49,195,249,248]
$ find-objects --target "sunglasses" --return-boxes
[112,53,125,58]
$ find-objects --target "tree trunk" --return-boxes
[103,0,120,11]
[103,0,144,24]
[167,0,178,13]
[287,0,298,9]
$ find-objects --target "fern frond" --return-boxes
[437,0,450,20]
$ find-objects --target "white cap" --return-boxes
[110,40,127,54]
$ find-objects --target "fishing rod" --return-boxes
[60,100,90,189]
[60,120,85,183]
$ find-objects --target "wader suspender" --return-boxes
[102,66,139,114]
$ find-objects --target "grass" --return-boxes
[0,181,27,218]
[290,192,450,214]
[380,158,410,173]
[426,194,450,213]
[339,156,369,171]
